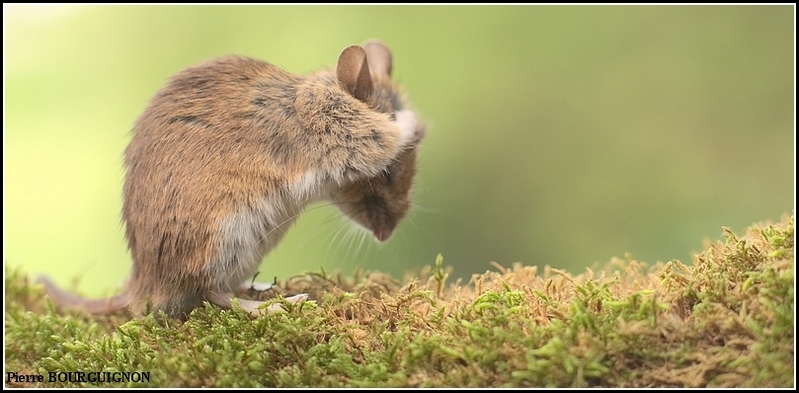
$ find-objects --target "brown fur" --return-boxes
[38,40,425,319]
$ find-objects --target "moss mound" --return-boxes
[4,215,794,387]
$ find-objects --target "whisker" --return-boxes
[347,223,369,263]
[254,201,353,246]
[407,216,420,232]
[347,229,358,264]
[323,224,347,265]
[404,214,443,249]
[250,195,420,274]
[355,229,368,258]
[409,203,441,215]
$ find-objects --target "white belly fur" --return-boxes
[207,171,326,293]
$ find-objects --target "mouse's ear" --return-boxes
[337,45,373,103]
[363,39,393,79]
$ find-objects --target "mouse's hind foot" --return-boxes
[263,293,310,313]
[207,291,310,317]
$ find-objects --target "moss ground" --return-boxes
[4,215,794,387]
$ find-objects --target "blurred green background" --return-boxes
[5,5,794,296]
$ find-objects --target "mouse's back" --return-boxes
[121,55,314,316]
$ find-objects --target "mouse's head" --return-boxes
[331,40,425,242]
[333,140,422,242]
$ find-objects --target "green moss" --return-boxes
[4,215,794,387]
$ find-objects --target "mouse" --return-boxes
[37,39,426,320]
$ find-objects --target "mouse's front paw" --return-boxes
[394,109,420,147]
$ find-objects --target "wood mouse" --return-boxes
[37,39,426,320]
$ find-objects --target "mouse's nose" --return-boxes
[373,228,392,242]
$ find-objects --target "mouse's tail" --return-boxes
[37,275,130,315]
